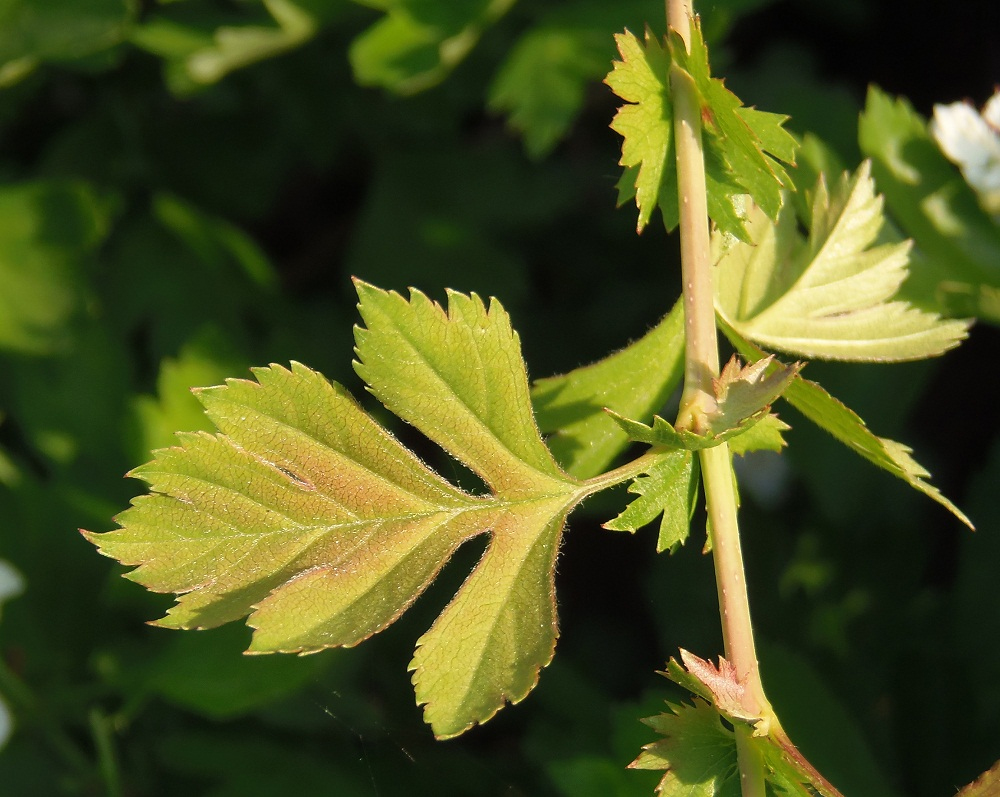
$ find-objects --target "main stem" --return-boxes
[667,2,769,795]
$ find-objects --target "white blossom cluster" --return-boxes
[931,89,1000,219]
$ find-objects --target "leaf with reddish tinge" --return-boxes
[86,282,587,739]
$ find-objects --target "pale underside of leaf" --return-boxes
[353,280,570,497]
[410,500,569,738]
[715,162,969,362]
[89,283,590,740]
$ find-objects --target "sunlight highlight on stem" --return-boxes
[667,1,769,794]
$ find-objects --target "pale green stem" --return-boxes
[667,3,768,796]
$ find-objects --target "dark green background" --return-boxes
[1,1,998,794]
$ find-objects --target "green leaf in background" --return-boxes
[715,162,969,361]
[127,326,249,458]
[349,0,516,95]
[532,299,685,479]
[87,283,590,739]
[858,87,1000,323]
[489,26,610,158]
[0,181,116,355]
[0,0,135,86]
[605,19,796,239]
[722,326,973,529]
[131,0,320,93]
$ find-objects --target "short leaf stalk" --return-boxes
[667,1,770,794]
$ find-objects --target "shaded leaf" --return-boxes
[715,162,969,361]
[630,699,740,797]
[0,0,134,86]
[88,283,590,739]
[728,414,789,456]
[532,299,685,478]
[131,0,319,93]
[0,181,116,354]
[488,27,610,158]
[349,0,516,95]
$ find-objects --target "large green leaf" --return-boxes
[87,282,592,739]
[715,162,969,361]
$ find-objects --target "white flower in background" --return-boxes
[0,559,25,751]
[931,89,1000,219]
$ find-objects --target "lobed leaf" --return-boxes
[488,26,611,159]
[714,162,970,361]
[643,652,847,797]
[722,325,974,529]
[630,699,740,797]
[605,20,796,239]
[87,283,588,739]
[605,28,675,233]
[669,23,796,224]
[603,450,699,553]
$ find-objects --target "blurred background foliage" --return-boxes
[0,0,998,794]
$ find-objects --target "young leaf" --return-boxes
[607,355,800,450]
[87,283,590,740]
[605,20,796,238]
[714,162,970,361]
[649,652,847,797]
[668,22,797,224]
[721,325,974,529]
[603,450,699,553]
[630,699,741,797]
[532,299,685,478]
